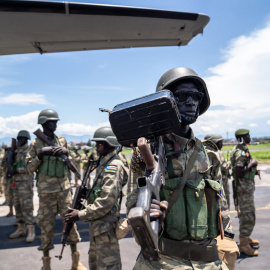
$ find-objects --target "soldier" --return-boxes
[9,130,35,242]
[230,129,259,256]
[203,135,239,270]
[70,145,82,186]
[1,145,14,216]
[26,109,86,270]
[81,146,91,179]
[0,148,4,197]
[127,67,235,270]
[65,127,127,270]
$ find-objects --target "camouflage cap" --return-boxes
[205,134,223,144]
[235,129,250,137]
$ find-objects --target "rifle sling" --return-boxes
[167,139,201,212]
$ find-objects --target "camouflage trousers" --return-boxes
[237,178,256,238]
[222,176,230,210]
[4,177,14,206]
[13,180,34,224]
[133,253,229,270]
[36,189,81,251]
[89,229,121,270]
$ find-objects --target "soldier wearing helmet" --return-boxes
[127,67,234,270]
[8,130,36,243]
[26,109,87,270]
[65,127,128,270]
[203,135,239,269]
[230,129,259,256]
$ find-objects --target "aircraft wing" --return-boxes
[0,0,210,55]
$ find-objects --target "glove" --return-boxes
[52,146,69,156]
[38,146,54,160]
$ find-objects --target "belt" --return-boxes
[159,237,220,262]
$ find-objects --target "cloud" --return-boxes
[0,111,110,139]
[0,93,48,105]
[196,20,270,137]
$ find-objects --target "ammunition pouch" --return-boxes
[159,237,219,262]
[87,186,102,204]
[39,155,67,177]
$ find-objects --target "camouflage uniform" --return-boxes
[81,152,90,178]
[12,143,35,225]
[203,140,239,270]
[70,151,81,186]
[0,151,4,196]
[230,144,256,238]
[78,150,125,270]
[26,134,81,251]
[127,131,229,270]
[218,150,231,210]
[1,151,13,206]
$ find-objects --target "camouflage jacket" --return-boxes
[230,143,256,181]
[26,134,71,194]
[81,153,90,171]
[127,130,233,238]
[78,150,125,236]
[218,150,231,180]
[202,140,233,233]
[70,151,81,166]
[13,143,33,181]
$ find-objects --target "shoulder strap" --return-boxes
[167,138,202,212]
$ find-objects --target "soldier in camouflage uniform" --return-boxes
[0,149,4,197]
[1,146,14,216]
[127,67,235,270]
[8,130,35,242]
[203,135,239,270]
[70,146,82,186]
[26,109,87,270]
[66,127,127,270]
[204,135,232,209]
[81,146,91,178]
[230,129,259,256]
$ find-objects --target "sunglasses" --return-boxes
[96,141,105,146]
[174,91,204,103]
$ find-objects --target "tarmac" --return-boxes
[0,164,270,270]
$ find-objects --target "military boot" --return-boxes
[239,237,258,256]
[71,251,87,270]
[247,236,259,246]
[41,257,51,270]
[9,223,26,239]
[6,206,14,217]
[26,224,36,243]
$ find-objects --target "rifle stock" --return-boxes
[128,136,166,261]
[33,128,81,179]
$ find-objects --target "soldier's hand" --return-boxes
[38,146,54,160]
[65,207,80,223]
[150,199,168,223]
[249,159,258,168]
[53,146,69,156]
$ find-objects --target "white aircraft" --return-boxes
[0,0,209,55]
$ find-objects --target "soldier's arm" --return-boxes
[26,140,42,173]
[79,162,123,222]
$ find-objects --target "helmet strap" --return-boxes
[180,109,199,125]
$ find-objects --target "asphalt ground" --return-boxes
[0,164,269,270]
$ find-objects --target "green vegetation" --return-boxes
[223,150,270,163]
[222,143,270,151]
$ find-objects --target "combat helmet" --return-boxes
[38,109,60,125]
[156,67,210,115]
[17,130,31,140]
[92,127,120,148]
[204,134,223,144]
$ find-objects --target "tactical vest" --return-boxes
[38,139,67,178]
[160,143,221,241]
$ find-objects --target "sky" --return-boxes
[1,0,270,144]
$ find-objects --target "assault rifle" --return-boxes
[109,90,181,261]
[56,156,100,260]
[6,138,17,178]
[33,129,81,179]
